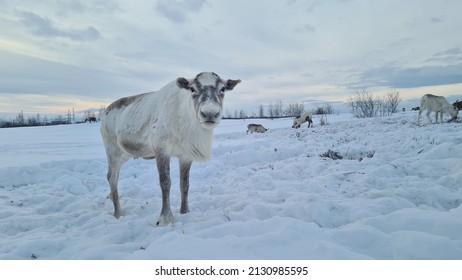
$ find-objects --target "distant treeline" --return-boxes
[0,109,99,128]
[224,100,334,119]
[1,102,337,127]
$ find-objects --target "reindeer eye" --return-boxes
[217,87,225,97]
[190,87,196,93]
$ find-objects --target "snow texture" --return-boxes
[0,112,461,259]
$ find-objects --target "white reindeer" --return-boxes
[417,94,458,125]
[247,123,268,134]
[100,72,241,225]
[292,112,313,128]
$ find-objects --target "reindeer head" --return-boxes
[177,72,240,129]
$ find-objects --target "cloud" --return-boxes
[293,22,316,35]
[0,93,101,115]
[1,0,461,114]
[54,0,120,16]
[425,47,462,64]
[358,63,462,89]
[155,0,207,23]
[18,11,101,41]
[0,50,140,98]
[430,16,443,23]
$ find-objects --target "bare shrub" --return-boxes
[267,102,275,118]
[239,109,247,119]
[313,103,334,115]
[313,106,326,115]
[273,99,284,117]
[349,89,401,118]
[349,89,379,118]
[258,105,265,118]
[385,90,401,115]
[320,150,343,160]
[285,103,305,116]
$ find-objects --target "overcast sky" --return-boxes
[1,0,462,116]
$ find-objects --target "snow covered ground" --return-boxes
[0,111,461,259]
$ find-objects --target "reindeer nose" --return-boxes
[200,104,221,123]
[200,111,220,122]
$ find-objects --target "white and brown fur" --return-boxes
[292,112,313,128]
[247,123,267,133]
[100,72,240,225]
[417,94,458,125]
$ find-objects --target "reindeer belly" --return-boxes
[118,137,155,158]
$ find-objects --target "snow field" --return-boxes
[0,112,461,259]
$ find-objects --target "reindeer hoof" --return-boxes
[113,209,124,219]
[156,213,175,226]
[180,206,189,214]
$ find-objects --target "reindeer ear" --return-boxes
[225,79,241,91]
[176,77,190,89]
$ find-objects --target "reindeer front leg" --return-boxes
[156,152,174,226]
[179,159,193,214]
[426,111,432,124]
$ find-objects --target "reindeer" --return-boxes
[100,72,240,225]
[292,112,313,128]
[417,94,458,125]
[247,124,268,133]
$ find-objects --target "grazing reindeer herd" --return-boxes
[247,112,313,133]
[100,72,460,225]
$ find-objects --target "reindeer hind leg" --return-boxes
[105,145,130,219]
